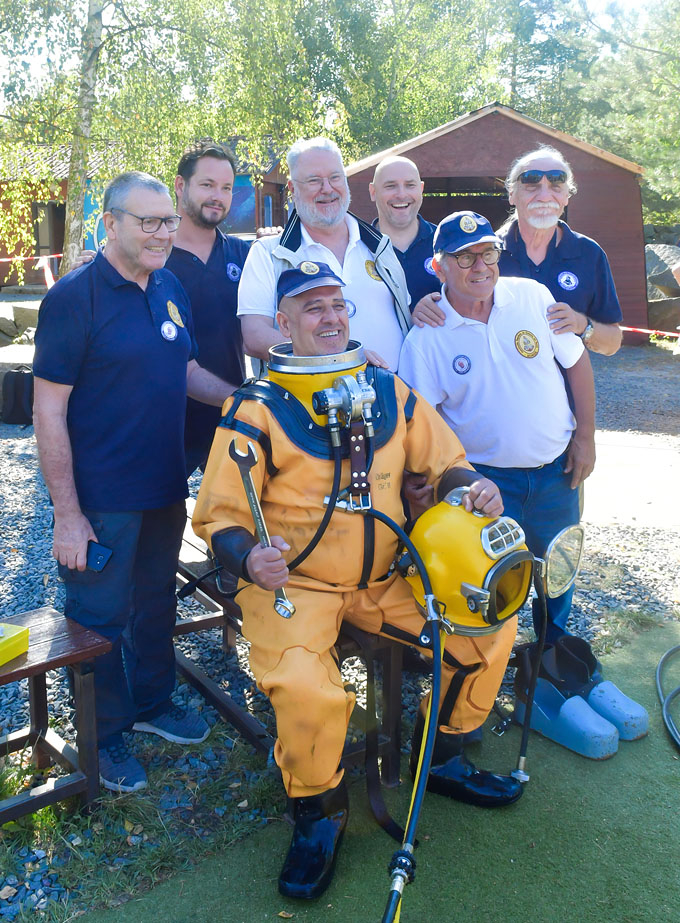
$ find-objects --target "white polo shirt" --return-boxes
[237,215,405,371]
[398,276,584,468]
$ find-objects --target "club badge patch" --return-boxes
[460,215,478,233]
[161,320,178,341]
[226,262,241,282]
[453,354,471,375]
[558,271,579,291]
[167,300,184,327]
[345,299,357,318]
[365,259,382,281]
[515,330,539,358]
[424,257,437,276]
[299,261,320,275]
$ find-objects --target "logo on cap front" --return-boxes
[459,215,478,233]
[558,271,579,291]
[299,261,320,275]
[515,330,539,358]
[365,260,381,281]
[161,320,178,341]
[167,300,184,327]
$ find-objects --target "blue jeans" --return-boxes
[472,451,580,642]
[59,502,186,747]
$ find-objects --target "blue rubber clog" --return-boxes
[514,678,619,760]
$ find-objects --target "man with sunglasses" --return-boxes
[496,146,622,356]
[33,171,237,793]
[412,147,622,358]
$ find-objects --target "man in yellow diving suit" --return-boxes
[193,262,522,900]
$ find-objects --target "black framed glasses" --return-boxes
[518,169,568,186]
[110,208,182,233]
[450,248,501,269]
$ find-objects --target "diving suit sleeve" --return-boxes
[211,527,257,581]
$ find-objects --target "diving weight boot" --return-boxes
[409,713,522,808]
[278,780,348,900]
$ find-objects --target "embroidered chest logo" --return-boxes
[226,262,241,282]
[424,257,437,276]
[365,260,382,281]
[167,300,184,327]
[514,330,539,358]
[558,271,579,291]
[453,354,471,375]
[345,299,357,318]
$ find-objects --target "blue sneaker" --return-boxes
[133,703,210,744]
[99,738,147,793]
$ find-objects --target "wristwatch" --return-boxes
[580,321,595,347]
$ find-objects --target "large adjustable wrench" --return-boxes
[228,437,295,619]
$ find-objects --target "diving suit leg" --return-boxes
[409,712,522,807]
[278,779,349,899]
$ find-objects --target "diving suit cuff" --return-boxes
[211,527,257,582]
[436,466,480,502]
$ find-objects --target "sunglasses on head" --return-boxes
[518,169,568,186]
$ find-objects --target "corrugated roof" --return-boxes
[345,103,643,176]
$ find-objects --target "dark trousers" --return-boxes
[473,450,581,643]
[60,502,186,747]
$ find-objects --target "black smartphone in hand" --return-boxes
[86,540,113,572]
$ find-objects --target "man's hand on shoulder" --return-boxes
[364,349,389,369]
[69,249,97,272]
[463,478,504,518]
[246,536,290,590]
[546,302,587,336]
[53,511,97,571]
[411,292,446,328]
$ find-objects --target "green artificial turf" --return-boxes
[83,621,680,923]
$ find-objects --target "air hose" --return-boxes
[365,507,444,923]
[655,644,680,751]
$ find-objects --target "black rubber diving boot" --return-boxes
[278,779,349,900]
[409,712,522,808]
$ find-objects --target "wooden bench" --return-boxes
[175,501,403,786]
[0,607,111,823]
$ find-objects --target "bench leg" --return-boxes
[28,673,50,770]
[380,643,403,787]
[72,661,100,808]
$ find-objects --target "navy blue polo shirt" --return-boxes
[498,219,622,323]
[34,251,196,511]
[167,230,249,464]
[373,215,440,308]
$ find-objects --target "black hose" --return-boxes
[367,506,441,923]
[655,644,680,751]
[518,574,548,761]
[287,441,343,571]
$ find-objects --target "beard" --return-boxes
[181,191,226,229]
[525,202,562,230]
[293,185,351,229]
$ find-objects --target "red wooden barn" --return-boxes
[345,103,647,337]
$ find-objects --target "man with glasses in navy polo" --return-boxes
[33,171,236,793]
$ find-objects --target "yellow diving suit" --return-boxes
[193,345,518,799]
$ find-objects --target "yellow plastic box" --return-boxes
[0,624,30,667]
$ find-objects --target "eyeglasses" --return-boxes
[449,248,501,269]
[110,208,182,233]
[291,173,346,191]
[518,169,568,186]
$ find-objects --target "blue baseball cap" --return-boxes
[277,261,346,304]
[433,211,500,255]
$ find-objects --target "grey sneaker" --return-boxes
[133,703,210,744]
[99,738,147,793]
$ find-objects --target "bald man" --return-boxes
[370,156,441,307]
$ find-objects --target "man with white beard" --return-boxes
[237,137,411,372]
[413,146,622,357]
[497,146,622,356]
